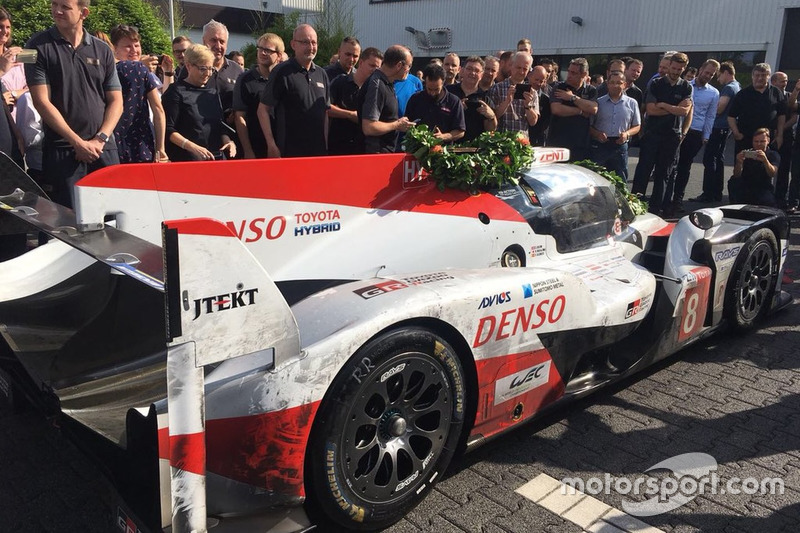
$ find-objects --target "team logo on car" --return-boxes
[625,299,642,319]
[354,280,409,299]
[192,288,258,320]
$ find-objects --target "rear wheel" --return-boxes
[724,229,778,330]
[305,328,466,531]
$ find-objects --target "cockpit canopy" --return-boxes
[495,164,632,254]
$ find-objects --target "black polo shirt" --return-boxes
[329,73,362,155]
[405,87,465,142]
[358,69,399,153]
[25,27,120,148]
[645,76,693,135]
[447,83,489,142]
[548,82,597,150]
[728,85,787,138]
[742,149,780,191]
[324,62,349,83]
[261,57,330,157]
[179,58,243,119]
[232,66,269,158]
[529,90,551,146]
[626,82,644,111]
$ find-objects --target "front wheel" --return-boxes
[305,328,466,531]
[724,228,778,330]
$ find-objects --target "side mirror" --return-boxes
[689,208,723,230]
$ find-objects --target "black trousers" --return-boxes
[632,130,681,213]
[41,144,120,208]
[665,129,704,204]
[702,127,730,200]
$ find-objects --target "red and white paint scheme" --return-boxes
[0,152,790,532]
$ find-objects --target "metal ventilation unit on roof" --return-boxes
[405,27,452,50]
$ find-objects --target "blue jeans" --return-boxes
[590,139,629,181]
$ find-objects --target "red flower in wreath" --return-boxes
[431,145,443,153]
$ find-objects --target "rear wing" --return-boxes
[2,187,300,531]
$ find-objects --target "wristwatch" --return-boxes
[570,95,578,103]
[95,132,110,144]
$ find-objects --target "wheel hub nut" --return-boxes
[388,415,407,437]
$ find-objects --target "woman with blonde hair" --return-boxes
[162,44,235,161]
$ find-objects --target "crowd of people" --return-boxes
[1,0,798,214]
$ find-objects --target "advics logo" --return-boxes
[478,291,512,309]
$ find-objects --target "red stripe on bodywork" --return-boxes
[165,217,236,237]
[470,349,565,440]
[650,222,675,237]
[159,401,320,496]
[77,155,527,223]
[169,432,206,476]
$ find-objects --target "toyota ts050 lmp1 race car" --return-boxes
[0,149,791,532]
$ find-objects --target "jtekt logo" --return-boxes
[193,288,258,320]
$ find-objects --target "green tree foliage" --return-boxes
[5,0,171,54]
[260,0,356,67]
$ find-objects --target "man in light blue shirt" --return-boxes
[664,59,720,214]
[696,61,740,202]
[589,71,640,180]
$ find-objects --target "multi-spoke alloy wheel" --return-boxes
[306,328,466,531]
[725,229,778,329]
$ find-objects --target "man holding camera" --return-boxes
[489,51,538,136]
[446,56,496,142]
[728,128,779,207]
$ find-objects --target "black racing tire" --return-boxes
[724,228,778,330]
[305,327,466,531]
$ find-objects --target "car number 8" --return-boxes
[682,292,699,334]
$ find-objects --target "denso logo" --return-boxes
[714,246,740,261]
[625,299,642,319]
[192,288,258,320]
[226,217,287,242]
[478,291,512,309]
[473,295,566,347]
[354,280,409,299]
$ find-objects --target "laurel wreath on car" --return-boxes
[403,125,648,216]
[403,125,533,191]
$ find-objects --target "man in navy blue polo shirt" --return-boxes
[25,0,122,208]
[405,64,465,144]
[358,45,414,153]
[260,24,330,157]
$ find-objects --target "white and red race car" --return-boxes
[0,150,791,532]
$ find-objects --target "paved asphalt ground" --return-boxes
[2,147,799,532]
